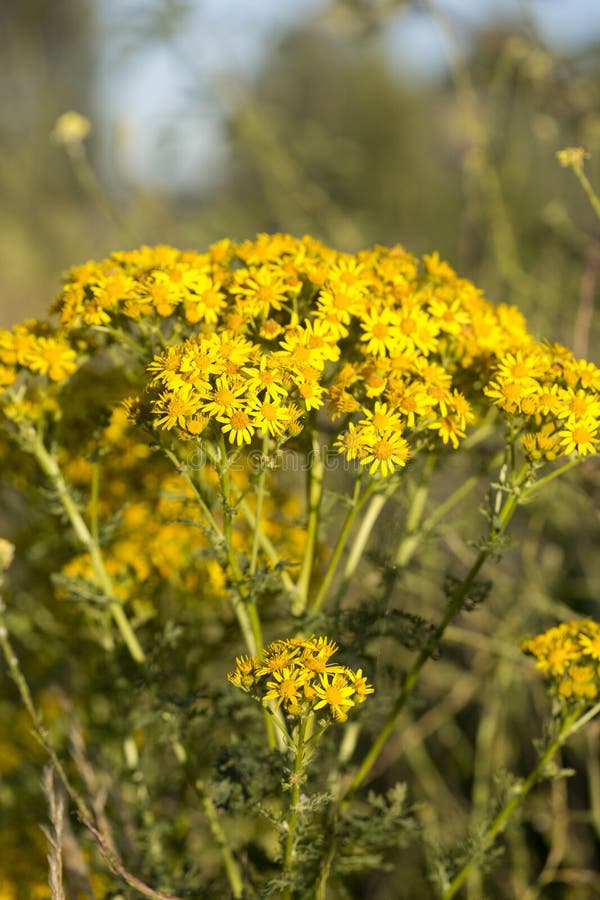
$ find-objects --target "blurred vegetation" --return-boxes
[1,0,600,898]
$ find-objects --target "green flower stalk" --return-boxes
[557,147,600,222]
[442,619,600,898]
[228,636,374,896]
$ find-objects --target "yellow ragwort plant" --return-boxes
[0,233,599,896]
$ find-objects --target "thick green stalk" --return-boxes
[332,478,398,614]
[309,478,377,615]
[442,705,587,899]
[250,434,270,576]
[393,454,436,569]
[30,432,145,664]
[294,434,325,614]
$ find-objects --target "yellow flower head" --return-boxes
[556,146,589,170]
[52,111,92,147]
[521,619,600,705]
[17,232,596,479]
[228,636,374,722]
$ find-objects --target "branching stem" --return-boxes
[342,462,530,803]
[309,478,378,615]
[29,431,145,664]
[442,704,591,899]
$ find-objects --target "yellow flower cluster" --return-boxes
[3,233,598,470]
[228,636,374,723]
[52,241,236,327]
[485,346,600,460]
[0,321,78,387]
[521,620,600,702]
[0,319,82,429]
[556,146,589,170]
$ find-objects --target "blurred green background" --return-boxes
[2,0,600,361]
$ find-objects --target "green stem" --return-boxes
[164,441,288,749]
[442,705,587,899]
[263,704,295,749]
[250,434,270,577]
[90,460,100,543]
[217,438,262,657]
[282,717,309,899]
[0,591,97,847]
[393,454,436,569]
[314,825,336,900]
[30,431,145,664]
[164,442,262,656]
[162,446,226,544]
[570,161,600,222]
[294,434,325,614]
[214,440,290,752]
[0,600,95,826]
[309,478,378,615]
[332,478,398,615]
[380,469,478,614]
[91,324,149,360]
[239,496,297,595]
[565,699,600,736]
[421,475,479,536]
[424,0,531,295]
[523,458,582,497]
[192,778,244,899]
[200,442,297,597]
[342,464,529,803]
